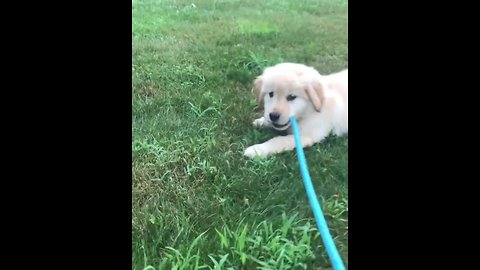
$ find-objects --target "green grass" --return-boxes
[132,0,348,269]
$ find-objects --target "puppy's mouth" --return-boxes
[272,121,291,130]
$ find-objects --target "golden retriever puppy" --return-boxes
[244,63,348,158]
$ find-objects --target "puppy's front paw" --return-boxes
[244,144,268,158]
[252,117,267,128]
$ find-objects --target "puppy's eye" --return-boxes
[269,92,274,98]
[287,95,297,101]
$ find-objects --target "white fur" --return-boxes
[244,63,348,158]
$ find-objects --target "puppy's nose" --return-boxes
[269,112,280,122]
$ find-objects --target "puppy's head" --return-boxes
[253,63,327,131]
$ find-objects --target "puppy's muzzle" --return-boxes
[272,120,291,130]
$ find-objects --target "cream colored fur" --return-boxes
[244,63,348,158]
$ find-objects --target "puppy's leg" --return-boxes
[244,123,332,158]
[252,116,270,128]
[244,135,315,158]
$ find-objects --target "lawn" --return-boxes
[132,0,348,269]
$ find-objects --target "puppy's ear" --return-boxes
[252,76,264,108]
[306,79,327,112]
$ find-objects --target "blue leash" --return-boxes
[290,116,346,270]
